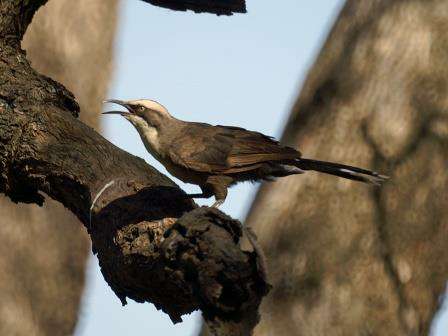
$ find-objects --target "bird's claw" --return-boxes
[211,200,224,208]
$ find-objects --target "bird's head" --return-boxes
[102,99,173,130]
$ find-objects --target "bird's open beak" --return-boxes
[102,99,133,115]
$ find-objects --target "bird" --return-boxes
[102,99,388,207]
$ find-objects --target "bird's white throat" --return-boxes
[127,115,161,158]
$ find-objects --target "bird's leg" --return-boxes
[184,185,214,199]
[212,199,224,208]
[185,176,232,207]
[206,176,232,208]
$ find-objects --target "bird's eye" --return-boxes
[138,106,145,112]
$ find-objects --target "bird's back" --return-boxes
[166,122,301,175]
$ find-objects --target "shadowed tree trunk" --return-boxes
[241,1,448,335]
[0,1,118,335]
[0,1,266,336]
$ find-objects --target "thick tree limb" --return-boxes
[0,0,46,43]
[0,1,266,334]
[0,1,118,335]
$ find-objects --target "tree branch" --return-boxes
[139,0,246,15]
[0,1,266,334]
[0,0,47,44]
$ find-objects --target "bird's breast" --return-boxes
[138,127,206,185]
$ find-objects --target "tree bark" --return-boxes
[0,1,266,335]
[244,1,448,335]
[0,1,118,335]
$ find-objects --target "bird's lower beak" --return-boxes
[102,99,133,115]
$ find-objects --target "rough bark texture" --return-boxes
[140,0,246,15]
[0,1,118,335]
[0,1,267,335]
[242,1,448,335]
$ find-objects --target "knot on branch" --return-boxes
[163,208,269,322]
[92,203,269,332]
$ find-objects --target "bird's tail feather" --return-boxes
[294,158,388,185]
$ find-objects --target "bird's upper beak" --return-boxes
[102,99,133,116]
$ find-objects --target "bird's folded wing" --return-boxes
[168,124,301,174]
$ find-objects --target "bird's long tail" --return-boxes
[294,158,388,185]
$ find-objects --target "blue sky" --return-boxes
[74,1,447,335]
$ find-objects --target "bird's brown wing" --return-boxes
[168,123,301,174]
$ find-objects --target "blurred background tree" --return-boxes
[0,1,118,335]
[244,1,448,335]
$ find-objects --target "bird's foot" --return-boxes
[211,199,224,208]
